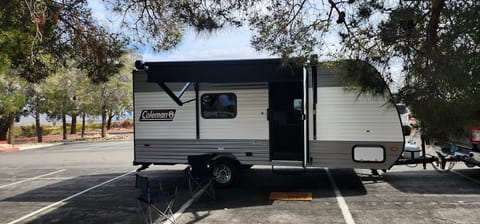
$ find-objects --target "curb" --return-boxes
[0,134,132,153]
[0,147,20,153]
[19,143,64,151]
[62,139,132,145]
[0,129,133,145]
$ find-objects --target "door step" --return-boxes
[271,160,306,175]
[271,165,307,175]
[270,160,303,166]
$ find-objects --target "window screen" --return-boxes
[201,93,237,119]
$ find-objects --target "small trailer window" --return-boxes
[293,99,303,112]
[201,93,237,119]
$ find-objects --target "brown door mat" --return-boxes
[269,192,312,201]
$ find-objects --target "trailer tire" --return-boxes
[212,159,239,188]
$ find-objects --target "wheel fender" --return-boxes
[210,154,241,166]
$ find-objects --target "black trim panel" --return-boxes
[144,59,303,83]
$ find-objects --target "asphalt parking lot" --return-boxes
[1,141,480,224]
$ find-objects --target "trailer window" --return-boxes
[293,99,303,112]
[201,93,237,119]
[396,105,408,114]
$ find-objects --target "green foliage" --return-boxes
[104,0,252,50]
[106,119,133,129]
[76,27,128,84]
[101,50,134,118]
[329,0,480,142]
[42,68,77,121]
[0,71,27,140]
[0,73,27,115]
[12,121,130,138]
[1,0,131,140]
[14,125,51,138]
[0,0,61,83]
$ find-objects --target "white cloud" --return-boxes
[88,0,125,32]
[140,26,273,61]
[88,0,107,23]
[143,47,272,61]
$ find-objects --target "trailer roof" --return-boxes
[135,58,303,83]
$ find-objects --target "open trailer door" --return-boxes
[268,82,305,162]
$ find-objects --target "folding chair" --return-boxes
[135,174,177,224]
[184,154,215,200]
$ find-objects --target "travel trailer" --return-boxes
[133,58,405,186]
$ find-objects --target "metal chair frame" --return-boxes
[136,174,177,224]
[185,154,215,200]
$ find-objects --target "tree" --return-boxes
[1,0,100,142]
[102,51,134,130]
[0,0,51,142]
[24,82,48,142]
[402,2,479,142]
[43,69,77,140]
[338,1,480,142]
[76,26,128,138]
[2,0,111,83]
[1,1,133,142]
[103,0,348,55]
[0,71,26,143]
[104,0,480,142]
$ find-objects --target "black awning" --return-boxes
[138,58,303,83]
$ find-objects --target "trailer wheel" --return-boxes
[212,159,239,188]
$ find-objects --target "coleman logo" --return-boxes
[140,109,176,121]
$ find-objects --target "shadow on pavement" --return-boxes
[2,167,369,224]
[188,167,367,213]
[2,170,189,224]
[383,169,480,195]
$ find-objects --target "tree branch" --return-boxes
[427,0,445,50]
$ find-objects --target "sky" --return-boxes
[87,0,271,61]
[141,27,272,61]
[85,0,403,85]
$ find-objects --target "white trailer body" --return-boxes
[133,59,404,175]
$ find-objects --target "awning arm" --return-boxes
[156,82,194,106]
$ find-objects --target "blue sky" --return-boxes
[141,27,272,61]
[87,0,271,61]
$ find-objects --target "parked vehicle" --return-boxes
[133,59,405,186]
[433,127,480,169]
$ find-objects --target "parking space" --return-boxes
[1,141,480,223]
[348,167,480,224]
[179,168,358,224]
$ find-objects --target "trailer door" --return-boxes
[269,82,304,161]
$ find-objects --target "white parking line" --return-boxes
[451,170,480,186]
[6,169,136,224]
[325,168,356,224]
[0,169,66,189]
